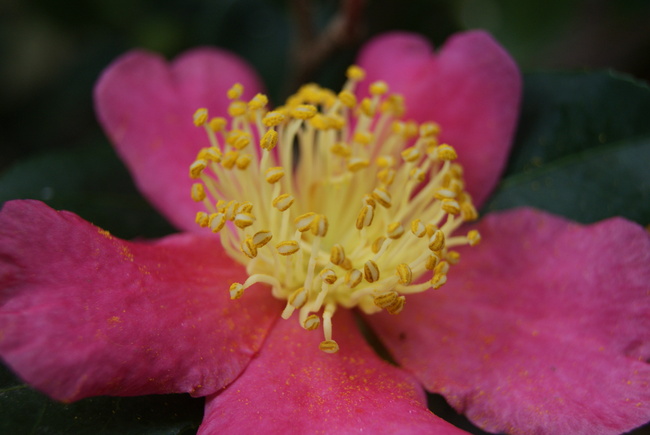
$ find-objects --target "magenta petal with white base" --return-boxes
[199,309,468,434]
[0,200,281,402]
[94,48,263,232]
[367,207,650,434]
[356,31,521,207]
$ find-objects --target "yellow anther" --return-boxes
[448,179,465,195]
[348,157,370,172]
[237,201,253,214]
[425,224,439,238]
[272,193,294,212]
[327,114,345,130]
[396,263,413,285]
[434,188,457,200]
[199,146,223,162]
[468,230,481,246]
[320,268,337,284]
[376,155,395,168]
[228,101,248,117]
[392,121,407,135]
[311,214,328,237]
[252,230,273,248]
[381,94,405,117]
[241,237,258,259]
[449,163,464,178]
[377,168,396,185]
[436,144,458,161]
[234,212,255,229]
[405,121,419,138]
[371,187,392,208]
[345,269,363,288]
[291,104,317,120]
[319,340,339,353]
[309,114,330,130]
[193,108,208,126]
[222,151,239,169]
[360,98,375,117]
[429,229,446,251]
[409,168,426,182]
[346,65,365,81]
[235,154,252,170]
[369,80,389,96]
[371,236,386,254]
[425,253,440,270]
[189,160,207,179]
[229,283,244,300]
[401,147,420,162]
[374,291,398,309]
[420,122,441,137]
[209,213,226,233]
[303,314,320,331]
[208,117,227,132]
[387,222,405,239]
[446,251,461,265]
[227,83,244,100]
[191,183,205,202]
[442,199,461,215]
[222,200,238,220]
[289,287,308,309]
[276,240,300,256]
[434,261,450,275]
[431,273,447,289]
[331,142,352,157]
[265,166,285,184]
[386,295,406,315]
[461,203,479,221]
[295,212,317,232]
[258,129,278,151]
[340,257,353,270]
[363,194,376,207]
[195,211,209,227]
[353,131,374,146]
[248,93,268,110]
[330,244,345,265]
[263,111,286,127]
[411,219,426,238]
[227,130,251,150]
[423,137,439,153]
[338,90,357,108]
[356,204,374,230]
[364,260,380,283]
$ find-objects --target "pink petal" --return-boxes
[198,310,467,434]
[356,31,522,207]
[94,48,263,232]
[0,200,281,402]
[367,208,650,434]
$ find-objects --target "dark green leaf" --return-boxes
[505,71,650,176]
[486,71,650,224]
[486,136,650,224]
[0,363,203,435]
[0,143,174,239]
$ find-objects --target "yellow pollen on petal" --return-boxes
[188,68,481,353]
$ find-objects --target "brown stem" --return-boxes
[288,0,367,92]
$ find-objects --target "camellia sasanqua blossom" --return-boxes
[1,31,649,434]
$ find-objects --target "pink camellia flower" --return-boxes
[1,31,649,434]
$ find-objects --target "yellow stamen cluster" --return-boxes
[189,66,480,353]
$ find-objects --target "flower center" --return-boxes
[189,66,480,353]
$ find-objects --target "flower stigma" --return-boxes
[189,66,480,353]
